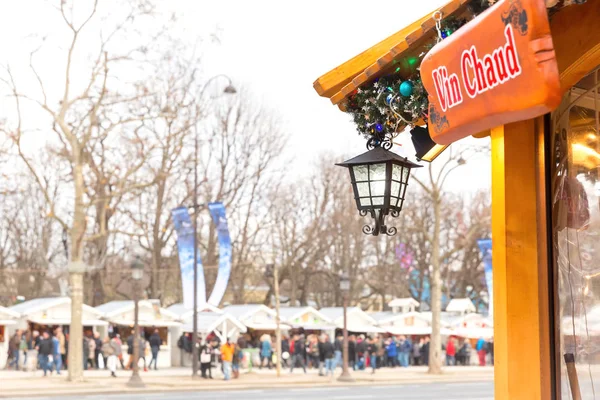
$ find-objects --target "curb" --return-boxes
[0,376,493,398]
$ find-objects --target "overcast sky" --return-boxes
[1,0,491,192]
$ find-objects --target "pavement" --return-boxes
[2,382,495,400]
[0,366,494,398]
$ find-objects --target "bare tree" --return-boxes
[0,0,163,381]
[411,149,490,374]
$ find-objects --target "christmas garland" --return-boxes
[344,0,586,140]
[345,16,473,138]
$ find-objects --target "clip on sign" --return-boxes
[420,0,561,145]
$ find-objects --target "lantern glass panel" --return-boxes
[391,181,401,198]
[369,163,386,181]
[360,198,371,207]
[369,180,386,198]
[353,165,368,181]
[402,166,410,182]
[392,164,403,181]
[372,197,384,206]
[356,182,370,198]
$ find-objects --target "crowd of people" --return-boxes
[5,327,165,377]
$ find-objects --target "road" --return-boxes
[5,382,494,400]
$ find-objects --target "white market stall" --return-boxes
[0,306,20,368]
[319,307,384,334]
[278,306,336,334]
[372,311,452,336]
[222,304,282,331]
[9,297,107,333]
[388,298,420,314]
[95,300,180,368]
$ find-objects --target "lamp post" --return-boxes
[191,74,236,378]
[128,256,145,388]
[338,272,353,382]
[265,256,282,378]
[336,135,421,236]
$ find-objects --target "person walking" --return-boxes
[289,334,307,373]
[398,336,412,367]
[281,336,290,368]
[93,332,102,369]
[386,337,398,367]
[446,337,456,366]
[199,341,213,379]
[348,335,356,370]
[232,343,241,379]
[87,335,96,369]
[260,334,272,369]
[101,337,118,377]
[322,335,335,378]
[334,334,343,370]
[55,328,66,368]
[82,335,90,370]
[317,335,326,376]
[367,337,378,374]
[421,336,430,366]
[220,338,235,381]
[355,335,366,370]
[148,329,161,370]
[112,334,125,369]
[51,331,62,374]
[37,331,53,377]
[7,330,21,370]
[476,337,487,366]
[412,338,423,366]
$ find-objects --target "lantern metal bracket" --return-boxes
[359,209,400,236]
[366,131,395,151]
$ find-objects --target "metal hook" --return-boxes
[432,10,444,42]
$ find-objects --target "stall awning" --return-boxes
[345,324,385,333]
[108,319,180,327]
[29,318,108,326]
[291,324,338,331]
[384,326,453,336]
[0,319,17,325]
[452,327,494,339]
[245,323,291,331]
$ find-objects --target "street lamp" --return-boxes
[191,74,236,379]
[128,256,145,388]
[264,254,282,378]
[336,136,421,236]
[410,125,449,162]
[338,271,353,382]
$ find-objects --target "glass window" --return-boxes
[552,66,600,399]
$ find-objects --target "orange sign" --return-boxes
[420,0,561,145]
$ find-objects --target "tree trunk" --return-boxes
[429,193,443,374]
[68,158,86,382]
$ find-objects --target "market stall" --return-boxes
[9,297,107,334]
[312,0,600,397]
[95,300,180,368]
[0,306,20,368]
[221,304,291,344]
[278,306,336,336]
[319,306,384,334]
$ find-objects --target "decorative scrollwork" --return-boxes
[366,132,393,151]
[384,226,397,236]
[362,224,375,235]
[358,208,401,236]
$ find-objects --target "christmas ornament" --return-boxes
[375,123,383,132]
[386,94,393,105]
[400,81,414,97]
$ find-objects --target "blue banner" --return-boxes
[477,239,493,319]
[207,202,232,306]
[171,207,206,308]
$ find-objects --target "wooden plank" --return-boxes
[313,0,461,98]
[550,0,600,92]
[492,119,552,400]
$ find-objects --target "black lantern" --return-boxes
[410,125,449,162]
[130,255,144,281]
[339,272,350,293]
[337,142,421,236]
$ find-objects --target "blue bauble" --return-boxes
[441,31,448,39]
[375,123,383,132]
[399,81,414,97]
[385,94,393,105]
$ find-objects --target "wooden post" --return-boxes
[491,119,552,400]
